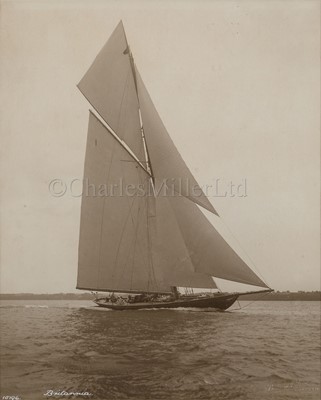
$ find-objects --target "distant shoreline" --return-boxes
[0,291,320,301]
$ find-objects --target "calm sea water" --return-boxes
[0,300,320,400]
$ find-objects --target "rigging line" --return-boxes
[235,299,242,310]
[146,179,160,292]
[126,169,150,290]
[123,164,149,233]
[138,203,158,290]
[235,291,271,311]
[126,170,146,292]
[218,214,269,286]
[116,68,130,137]
[96,137,117,289]
[116,202,140,291]
[128,174,158,290]
[138,108,154,179]
[130,202,152,290]
[111,182,140,279]
[129,50,138,94]
[129,172,152,254]
[112,165,150,285]
[114,195,140,289]
[129,198,143,290]
[110,155,143,280]
[130,66,158,290]
[146,188,154,292]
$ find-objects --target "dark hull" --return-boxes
[94,293,239,311]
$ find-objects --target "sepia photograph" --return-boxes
[1,0,320,399]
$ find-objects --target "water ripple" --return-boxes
[0,300,320,400]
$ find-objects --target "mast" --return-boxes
[171,286,180,299]
[126,45,158,294]
[121,21,154,180]
[127,46,155,182]
[139,108,154,181]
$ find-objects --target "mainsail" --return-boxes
[77,22,268,295]
[78,112,169,293]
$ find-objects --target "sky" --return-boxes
[0,0,320,293]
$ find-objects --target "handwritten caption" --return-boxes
[43,390,93,397]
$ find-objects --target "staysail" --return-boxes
[150,193,217,289]
[78,21,144,161]
[167,194,268,288]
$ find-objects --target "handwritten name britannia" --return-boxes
[44,390,92,397]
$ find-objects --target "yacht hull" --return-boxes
[94,293,239,311]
